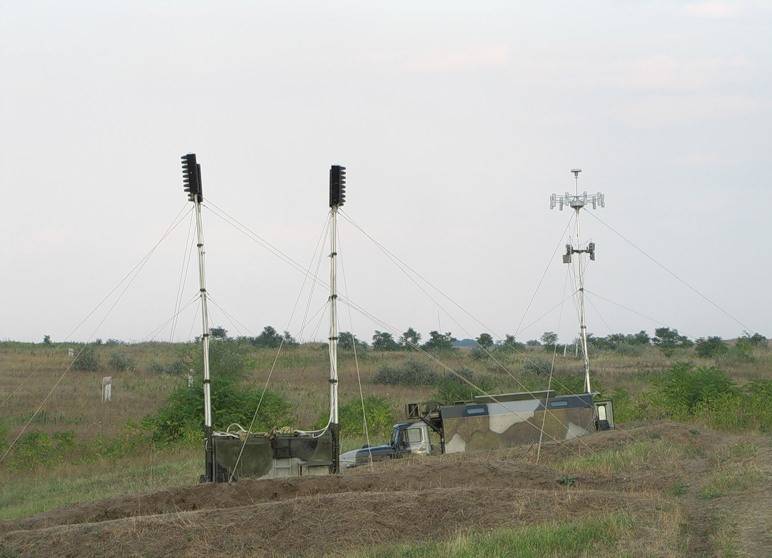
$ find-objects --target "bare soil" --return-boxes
[1,421,768,557]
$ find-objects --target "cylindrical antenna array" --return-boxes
[181,153,214,481]
[328,164,346,474]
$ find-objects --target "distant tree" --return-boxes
[339,331,354,350]
[423,331,456,351]
[43,335,51,345]
[282,330,298,347]
[210,326,228,340]
[251,326,284,348]
[695,336,728,359]
[589,335,613,351]
[500,335,525,351]
[631,330,651,345]
[526,339,542,347]
[372,330,399,351]
[475,333,494,349]
[339,331,368,351]
[652,327,692,355]
[94,338,103,345]
[399,327,421,348]
[540,331,558,351]
[741,331,768,348]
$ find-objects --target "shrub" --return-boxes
[144,342,277,442]
[72,345,99,371]
[145,379,293,443]
[373,360,440,385]
[108,352,135,372]
[434,368,496,403]
[12,431,76,466]
[522,358,552,376]
[318,396,395,439]
[658,362,735,417]
[694,379,772,432]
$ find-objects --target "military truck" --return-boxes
[340,390,614,468]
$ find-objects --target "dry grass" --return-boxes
[2,342,771,556]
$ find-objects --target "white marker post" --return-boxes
[101,376,112,402]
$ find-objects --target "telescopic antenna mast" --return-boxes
[181,153,215,481]
[328,164,346,474]
[550,169,605,393]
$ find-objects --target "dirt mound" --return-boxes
[1,488,659,558]
[1,456,560,533]
[0,422,744,557]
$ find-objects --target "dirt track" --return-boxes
[1,422,768,557]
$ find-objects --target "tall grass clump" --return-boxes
[352,514,633,558]
[373,359,439,385]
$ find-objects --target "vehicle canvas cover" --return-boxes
[211,429,333,480]
[440,393,595,453]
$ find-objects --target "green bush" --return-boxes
[695,379,772,432]
[72,345,99,371]
[143,341,288,442]
[658,362,735,417]
[522,358,552,376]
[12,431,76,466]
[108,352,135,372]
[373,360,439,385]
[144,379,292,443]
[434,368,496,403]
[317,396,395,440]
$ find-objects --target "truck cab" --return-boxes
[339,421,431,469]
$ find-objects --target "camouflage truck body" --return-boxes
[439,392,597,453]
[340,391,612,468]
[209,429,334,481]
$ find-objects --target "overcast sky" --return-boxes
[1,1,770,345]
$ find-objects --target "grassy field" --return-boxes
[1,340,770,555]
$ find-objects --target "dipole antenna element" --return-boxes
[550,169,605,394]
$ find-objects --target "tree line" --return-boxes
[47,325,768,358]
